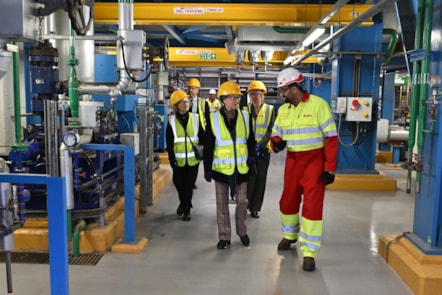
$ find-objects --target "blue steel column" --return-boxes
[332,23,383,173]
[47,177,69,294]
[405,0,442,254]
[81,144,136,243]
[0,174,69,295]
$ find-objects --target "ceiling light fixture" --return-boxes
[302,26,326,48]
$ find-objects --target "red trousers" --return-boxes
[280,148,325,220]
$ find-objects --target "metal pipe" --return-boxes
[415,0,434,193]
[405,0,426,194]
[60,144,74,210]
[77,0,135,98]
[5,251,12,293]
[12,42,21,144]
[73,219,86,257]
[67,24,80,125]
[382,28,399,64]
[291,0,398,66]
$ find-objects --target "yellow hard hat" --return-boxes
[218,81,242,98]
[170,89,189,106]
[247,80,267,94]
[187,78,201,88]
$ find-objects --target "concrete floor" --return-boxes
[0,152,415,295]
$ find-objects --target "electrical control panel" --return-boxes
[336,97,347,114]
[345,97,373,122]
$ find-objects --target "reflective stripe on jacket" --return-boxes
[272,95,337,152]
[210,110,250,175]
[248,103,273,151]
[169,113,200,167]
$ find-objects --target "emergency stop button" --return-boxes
[352,99,359,107]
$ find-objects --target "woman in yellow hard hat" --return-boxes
[244,80,276,219]
[166,89,204,221]
[203,81,257,249]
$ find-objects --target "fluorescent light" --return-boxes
[283,55,294,66]
[302,26,326,47]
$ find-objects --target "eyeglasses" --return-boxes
[279,86,292,94]
[249,91,262,96]
[226,96,241,101]
[179,100,190,105]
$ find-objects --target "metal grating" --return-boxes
[0,252,104,266]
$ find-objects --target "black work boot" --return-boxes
[303,257,316,271]
[277,238,297,251]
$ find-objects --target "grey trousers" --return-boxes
[215,181,248,241]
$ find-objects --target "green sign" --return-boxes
[200,52,217,60]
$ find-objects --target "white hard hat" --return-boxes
[209,89,216,95]
[277,68,304,88]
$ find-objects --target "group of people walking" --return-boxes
[165,67,338,272]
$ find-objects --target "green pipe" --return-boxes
[73,219,86,257]
[406,0,426,193]
[382,28,399,64]
[10,42,27,153]
[67,210,73,242]
[415,0,434,191]
[12,42,21,144]
[66,24,80,126]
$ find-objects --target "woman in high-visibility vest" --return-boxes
[166,90,204,221]
[270,68,338,272]
[244,80,276,219]
[203,81,256,249]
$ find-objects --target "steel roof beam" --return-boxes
[95,3,373,26]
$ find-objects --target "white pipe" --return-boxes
[59,144,74,210]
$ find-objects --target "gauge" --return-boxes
[62,131,80,147]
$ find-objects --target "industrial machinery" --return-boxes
[0,1,167,293]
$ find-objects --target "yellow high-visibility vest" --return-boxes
[169,113,200,167]
[210,110,250,175]
[247,103,274,150]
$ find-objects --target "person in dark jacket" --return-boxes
[166,90,204,221]
[244,80,276,219]
[203,81,257,249]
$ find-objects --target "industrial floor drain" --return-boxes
[0,252,104,266]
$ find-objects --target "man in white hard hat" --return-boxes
[270,67,338,272]
[206,88,221,112]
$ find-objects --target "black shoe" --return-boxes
[217,240,231,249]
[303,257,316,271]
[182,208,191,221]
[250,211,259,218]
[277,238,297,251]
[176,205,185,216]
[240,235,250,247]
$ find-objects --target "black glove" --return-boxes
[271,138,286,153]
[247,157,258,176]
[319,172,335,186]
[204,171,212,182]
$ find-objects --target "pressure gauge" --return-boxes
[62,131,80,147]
